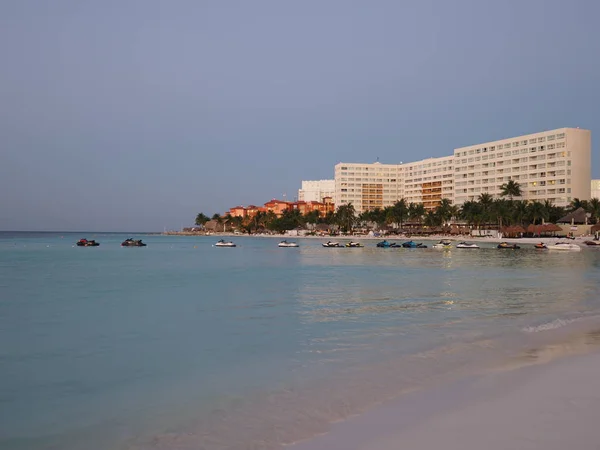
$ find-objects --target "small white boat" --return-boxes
[278,240,299,248]
[547,242,581,252]
[433,240,452,249]
[322,241,341,248]
[456,242,479,249]
[214,239,236,247]
[345,241,363,248]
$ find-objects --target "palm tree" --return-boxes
[424,210,442,227]
[304,210,321,225]
[492,199,513,229]
[195,212,210,226]
[230,215,243,230]
[408,203,426,224]
[335,203,357,233]
[460,201,482,228]
[222,213,233,232]
[587,198,600,223]
[211,213,223,231]
[570,198,589,212]
[436,198,454,225]
[478,193,494,228]
[391,199,409,229]
[512,201,528,226]
[527,201,547,225]
[500,180,522,200]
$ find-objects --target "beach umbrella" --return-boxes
[542,223,562,233]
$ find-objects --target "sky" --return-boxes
[1,0,599,231]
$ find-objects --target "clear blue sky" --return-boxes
[1,0,598,231]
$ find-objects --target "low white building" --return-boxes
[298,180,335,203]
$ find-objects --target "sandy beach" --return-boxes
[164,231,596,247]
[291,345,600,450]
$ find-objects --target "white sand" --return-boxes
[291,351,600,450]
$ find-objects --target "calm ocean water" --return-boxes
[1,232,600,450]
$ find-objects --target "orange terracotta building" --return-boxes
[228,198,334,220]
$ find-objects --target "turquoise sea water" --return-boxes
[1,232,600,450]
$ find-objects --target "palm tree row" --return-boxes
[194,181,600,233]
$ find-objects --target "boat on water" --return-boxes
[432,240,452,249]
[584,240,600,246]
[497,242,520,249]
[121,238,146,247]
[214,239,236,247]
[376,240,400,248]
[278,240,299,248]
[534,242,548,249]
[547,242,581,252]
[402,241,427,248]
[322,241,341,248]
[76,238,99,247]
[345,241,363,247]
[456,242,479,249]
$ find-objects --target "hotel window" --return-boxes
[529,139,536,144]
[521,140,528,145]
[556,133,565,139]
[538,137,545,142]
[513,142,519,147]
[547,135,555,141]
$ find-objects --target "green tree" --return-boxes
[460,201,482,228]
[408,203,426,224]
[230,215,243,230]
[195,212,210,226]
[424,209,442,227]
[492,199,513,229]
[390,199,409,229]
[511,200,528,225]
[335,203,357,233]
[304,210,321,225]
[436,198,454,225]
[527,201,547,225]
[570,198,589,212]
[500,180,522,200]
[478,193,494,228]
[587,198,600,223]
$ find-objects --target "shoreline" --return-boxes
[290,343,600,450]
[162,231,594,246]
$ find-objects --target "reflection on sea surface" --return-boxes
[1,234,600,450]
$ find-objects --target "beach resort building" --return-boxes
[228,199,334,219]
[298,180,335,203]
[333,127,591,213]
[334,162,405,212]
[453,127,591,207]
[591,180,600,199]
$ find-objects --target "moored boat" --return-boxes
[345,241,363,247]
[121,238,146,247]
[376,240,399,248]
[547,242,581,252]
[432,240,452,249]
[76,238,99,247]
[278,240,299,248]
[497,242,520,249]
[402,240,427,248]
[584,240,600,246]
[214,239,236,247]
[322,241,341,248]
[534,242,548,249]
[456,242,479,249]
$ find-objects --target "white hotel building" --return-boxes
[333,127,591,213]
[297,180,335,203]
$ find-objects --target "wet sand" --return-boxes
[290,349,600,450]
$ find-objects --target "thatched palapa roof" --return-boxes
[557,207,589,224]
